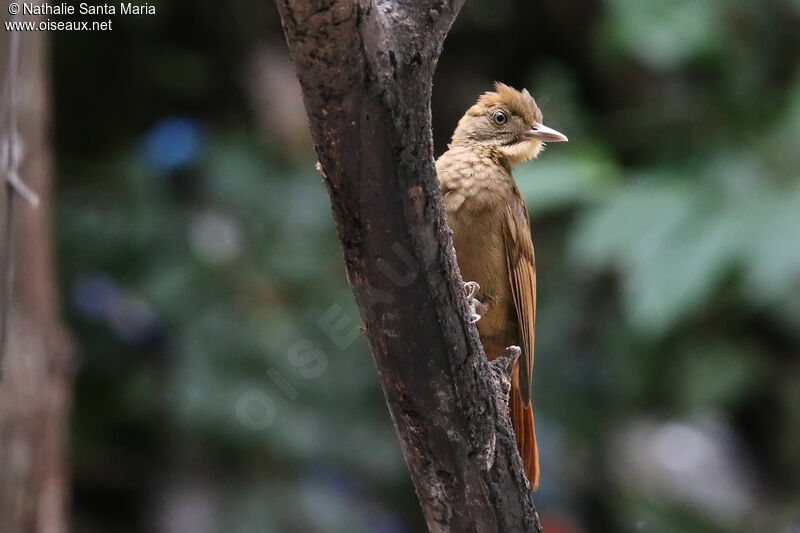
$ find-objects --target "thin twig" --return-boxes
[0,26,39,380]
[8,170,39,207]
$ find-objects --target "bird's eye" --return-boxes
[492,111,508,125]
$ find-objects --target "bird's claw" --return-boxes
[463,281,484,323]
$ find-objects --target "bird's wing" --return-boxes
[503,191,536,405]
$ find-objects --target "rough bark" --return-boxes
[0,25,72,533]
[273,1,541,531]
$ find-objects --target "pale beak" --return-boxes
[527,123,568,142]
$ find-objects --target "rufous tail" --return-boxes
[510,370,539,491]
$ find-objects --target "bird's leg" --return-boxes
[463,281,486,323]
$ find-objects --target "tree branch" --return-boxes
[0,20,71,531]
[274,1,541,530]
[0,26,40,379]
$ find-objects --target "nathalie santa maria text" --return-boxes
[22,3,156,15]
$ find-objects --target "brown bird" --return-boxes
[436,82,567,490]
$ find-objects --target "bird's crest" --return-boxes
[471,82,542,125]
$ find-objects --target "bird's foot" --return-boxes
[463,281,485,323]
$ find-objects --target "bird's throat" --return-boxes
[496,139,543,169]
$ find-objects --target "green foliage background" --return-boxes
[52,1,800,531]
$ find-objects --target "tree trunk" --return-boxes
[273,1,541,531]
[0,24,72,533]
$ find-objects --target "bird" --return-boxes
[436,82,567,491]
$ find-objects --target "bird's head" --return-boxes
[450,82,567,168]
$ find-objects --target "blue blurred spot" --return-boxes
[369,511,408,533]
[305,465,361,498]
[72,274,121,319]
[143,117,204,171]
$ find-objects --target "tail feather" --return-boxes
[510,371,539,491]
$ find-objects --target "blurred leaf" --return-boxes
[601,0,725,69]
[742,187,800,304]
[570,172,800,336]
[570,177,694,269]
[517,148,620,214]
[674,341,763,412]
